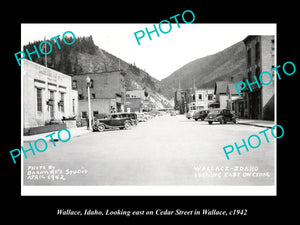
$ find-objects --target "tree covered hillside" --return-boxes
[23,36,173,108]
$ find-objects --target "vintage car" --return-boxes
[127,112,138,126]
[205,108,238,124]
[92,113,133,131]
[136,112,146,122]
[186,110,196,119]
[193,110,210,121]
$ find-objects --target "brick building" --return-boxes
[125,90,147,112]
[72,71,126,123]
[243,35,275,120]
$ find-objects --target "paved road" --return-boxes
[23,115,275,186]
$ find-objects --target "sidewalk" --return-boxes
[23,126,92,143]
[238,119,274,129]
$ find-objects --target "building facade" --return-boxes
[23,59,78,130]
[187,88,214,111]
[174,89,188,114]
[243,35,275,120]
[214,81,229,109]
[125,90,147,112]
[72,71,126,123]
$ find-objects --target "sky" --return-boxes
[21,23,276,81]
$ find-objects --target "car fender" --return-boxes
[216,116,223,120]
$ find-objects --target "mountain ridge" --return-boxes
[23,36,173,108]
[160,41,247,98]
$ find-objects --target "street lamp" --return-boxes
[86,76,92,130]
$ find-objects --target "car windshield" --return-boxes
[210,110,220,114]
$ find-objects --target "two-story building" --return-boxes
[242,35,275,120]
[187,88,214,111]
[72,71,126,123]
[125,89,147,112]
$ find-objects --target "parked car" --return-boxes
[127,112,138,126]
[205,108,238,124]
[186,110,196,119]
[92,113,132,131]
[143,112,153,121]
[193,110,210,121]
[136,112,146,122]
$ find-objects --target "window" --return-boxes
[72,80,77,89]
[92,93,96,99]
[36,88,42,112]
[255,65,260,78]
[72,99,75,114]
[198,94,202,100]
[78,94,84,100]
[93,111,98,116]
[247,48,251,67]
[81,111,87,119]
[60,92,64,112]
[248,70,252,81]
[208,94,213,100]
[49,91,55,119]
[255,42,260,63]
[50,90,54,100]
[112,114,118,119]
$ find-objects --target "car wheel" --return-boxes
[194,118,198,121]
[219,118,225,124]
[124,121,131,130]
[97,124,105,132]
[208,121,212,125]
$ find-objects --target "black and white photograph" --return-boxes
[19,23,277,195]
[4,3,299,224]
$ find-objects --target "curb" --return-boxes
[237,122,273,129]
[23,129,92,143]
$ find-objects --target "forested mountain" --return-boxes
[23,36,173,108]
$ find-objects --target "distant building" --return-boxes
[174,89,188,114]
[242,35,275,120]
[214,81,229,108]
[187,88,214,111]
[126,90,146,99]
[226,83,240,110]
[72,71,126,124]
[125,89,147,112]
[23,59,78,132]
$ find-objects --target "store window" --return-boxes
[36,88,42,112]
